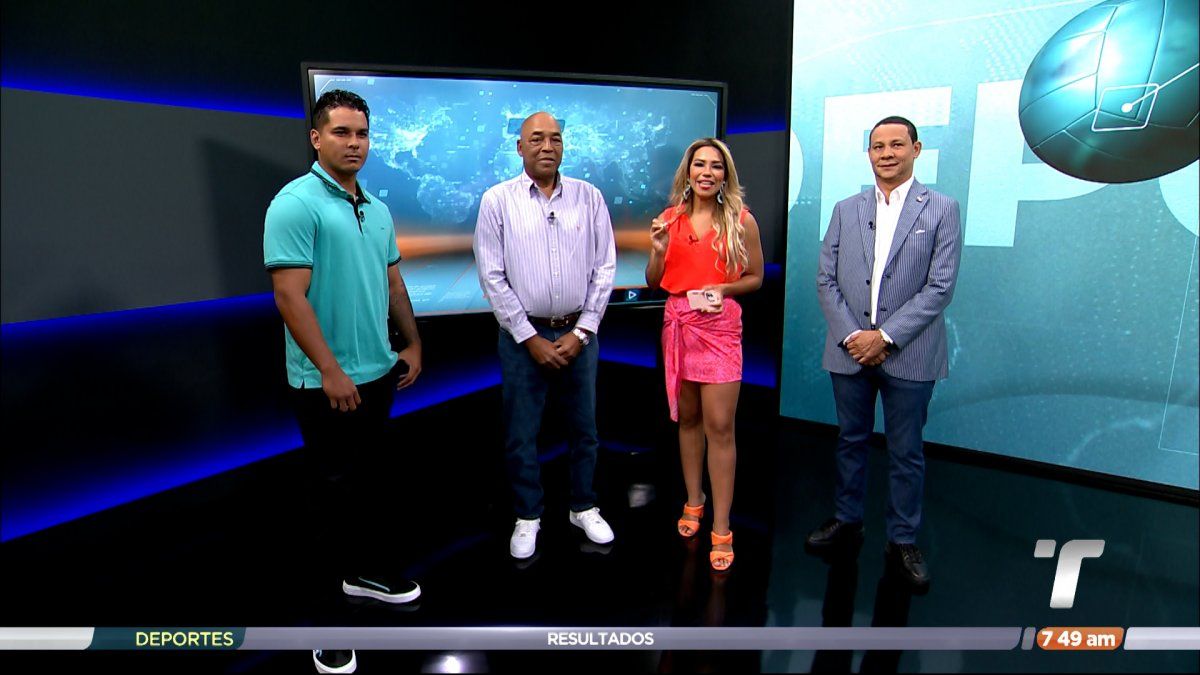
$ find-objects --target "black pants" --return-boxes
[289,363,402,574]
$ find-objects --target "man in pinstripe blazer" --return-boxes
[808,116,963,588]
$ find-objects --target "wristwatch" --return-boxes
[571,327,591,346]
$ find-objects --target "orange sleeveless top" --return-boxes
[658,205,747,294]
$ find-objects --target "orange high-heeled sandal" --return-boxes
[677,499,705,538]
[710,530,734,571]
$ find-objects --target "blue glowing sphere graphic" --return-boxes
[1019,0,1199,183]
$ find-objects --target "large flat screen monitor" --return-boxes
[302,64,725,316]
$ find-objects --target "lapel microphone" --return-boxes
[868,220,875,230]
[548,211,556,223]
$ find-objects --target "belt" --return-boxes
[528,311,581,329]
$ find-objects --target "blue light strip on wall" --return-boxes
[1,80,783,131]
[0,81,304,118]
[390,363,501,418]
[1,292,275,334]
[598,339,658,369]
[1,289,509,541]
[1,425,302,543]
[728,120,788,135]
[0,364,502,543]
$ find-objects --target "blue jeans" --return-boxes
[830,368,935,544]
[498,326,600,519]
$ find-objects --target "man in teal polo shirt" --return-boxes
[265,89,422,675]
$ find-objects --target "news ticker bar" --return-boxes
[1,627,1198,651]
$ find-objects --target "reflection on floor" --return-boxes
[3,372,1196,673]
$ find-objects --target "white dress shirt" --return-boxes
[872,176,914,327]
[844,175,914,348]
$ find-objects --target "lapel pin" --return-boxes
[916,196,924,202]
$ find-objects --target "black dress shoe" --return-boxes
[885,542,931,588]
[805,518,865,549]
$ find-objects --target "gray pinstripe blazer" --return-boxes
[817,180,962,381]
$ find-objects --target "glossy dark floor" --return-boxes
[3,365,1197,673]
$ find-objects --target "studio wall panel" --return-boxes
[0,89,307,323]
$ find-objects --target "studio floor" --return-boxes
[3,371,1197,673]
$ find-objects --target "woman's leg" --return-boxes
[700,381,741,542]
[677,380,706,535]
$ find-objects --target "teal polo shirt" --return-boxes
[264,162,401,389]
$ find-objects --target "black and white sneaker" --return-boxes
[342,574,422,604]
[313,649,356,673]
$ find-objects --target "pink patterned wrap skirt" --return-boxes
[662,294,743,421]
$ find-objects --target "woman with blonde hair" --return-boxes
[646,138,764,571]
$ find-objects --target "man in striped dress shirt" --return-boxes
[473,112,618,560]
[809,116,963,589]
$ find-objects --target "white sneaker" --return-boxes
[313,649,356,673]
[569,507,615,544]
[510,518,541,559]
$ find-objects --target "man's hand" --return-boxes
[396,344,422,389]
[525,335,569,369]
[321,365,361,412]
[553,331,584,362]
[846,330,888,365]
[862,350,888,367]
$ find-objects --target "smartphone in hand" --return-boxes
[686,289,722,312]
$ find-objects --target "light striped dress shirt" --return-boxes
[473,172,616,343]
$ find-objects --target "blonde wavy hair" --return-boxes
[667,138,748,279]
